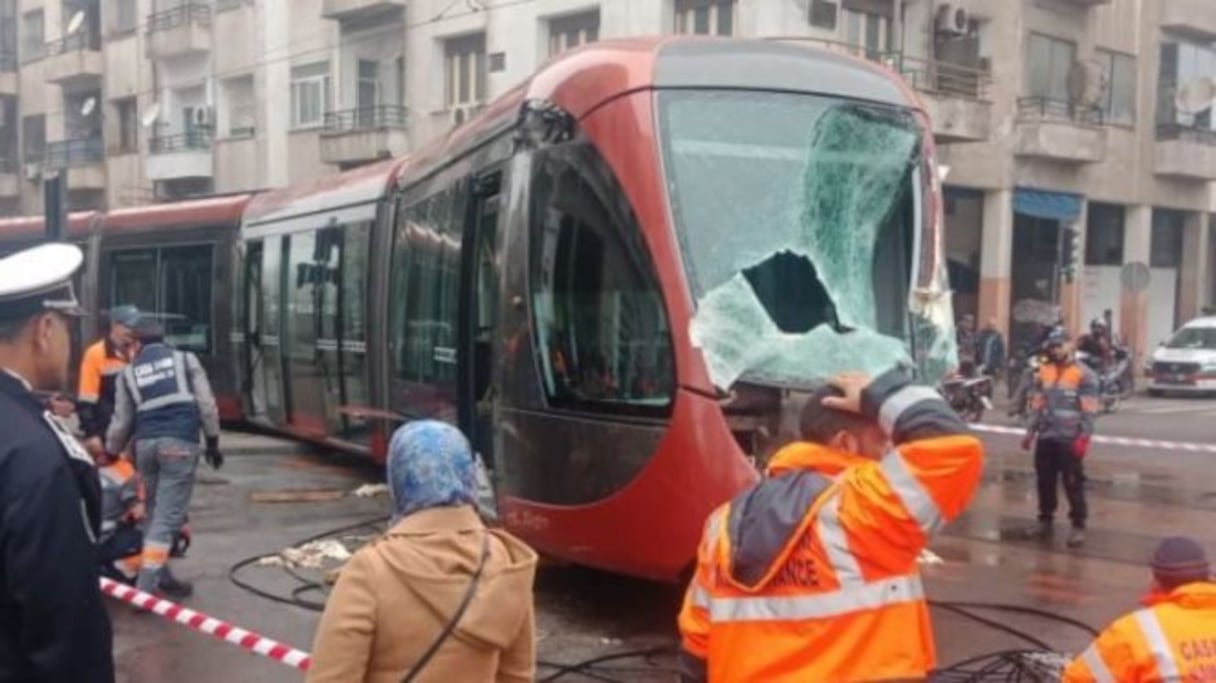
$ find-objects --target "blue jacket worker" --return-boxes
[0,243,114,682]
[106,315,222,598]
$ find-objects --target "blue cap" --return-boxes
[109,305,141,328]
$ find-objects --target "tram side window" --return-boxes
[341,222,371,419]
[529,143,674,416]
[108,245,213,354]
[392,190,463,391]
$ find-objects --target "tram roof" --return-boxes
[394,35,916,187]
[103,194,254,233]
[0,211,99,241]
[243,157,406,226]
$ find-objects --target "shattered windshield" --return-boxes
[659,89,933,390]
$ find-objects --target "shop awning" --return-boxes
[1013,188,1083,223]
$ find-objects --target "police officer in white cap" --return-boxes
[0,243,114,682]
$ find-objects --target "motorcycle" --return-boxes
[939,372,994,423]
[1076,349,1134,414]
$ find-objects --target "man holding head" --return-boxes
[0,243,114,682]
[1063,536,1216,682]
[677,368,983,682]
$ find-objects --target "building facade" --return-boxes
[0,0,1212,363]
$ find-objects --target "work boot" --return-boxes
[1023,519,1053,540]
[1067,527,1086,548]
[158,567,194,599]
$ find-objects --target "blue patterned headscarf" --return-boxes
[386,420,477,521]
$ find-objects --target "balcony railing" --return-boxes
[45,31,102,56]
[887,54,990,100]
[147,3,212,33]
[0,50,14,72]
[1156,122,1216,146]
[216,0,253,11]
[1016,97,1105,126]
[45,137,104,168]
[149,130,213,154]
[324,105,408,132]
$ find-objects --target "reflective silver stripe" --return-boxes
[691,584,711,610]
[1134,609,1182,681]
[1079,643,1116,683]
[815,489,863,587]
[708,574,924,623]
[123,367,142,405]
[100,366,124,377]
[879,449,943,535]
[878,385,942,435]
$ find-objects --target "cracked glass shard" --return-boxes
[661,89,931,390]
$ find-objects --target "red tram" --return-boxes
[0,37,954,581]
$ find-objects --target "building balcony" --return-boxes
[320,106,409,166]
[43,34,103,89]
[45,138,106,190]
[1054,0,1111,6]
[1013,97,1108,164]
[1160,0,1216,40]
[321,0,405,21]
[1154,124,1216,180]
[147,131,213,181]
[0,158,17,198]
[146,4,212,60]
[892,55,992,143]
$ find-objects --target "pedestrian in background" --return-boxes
[1022,330,1099,548]
[77,304,140,461]
[307,420,537,683]
[977,316,1006,380]
[106,316,223,598]
[1063,536,1216,681]
[0,244,114,682]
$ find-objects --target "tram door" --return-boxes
[256,237,288,426]
[241,240,267,420]
[283,229,342,436]
[459,170,502,468]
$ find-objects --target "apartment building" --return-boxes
[0,0,1212,363]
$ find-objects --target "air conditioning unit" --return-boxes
[936,4,968,37]
[452,105,472,127]
[24,163,41,181]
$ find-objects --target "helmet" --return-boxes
[1090,317,1107,330]
[1045,328,1069,347]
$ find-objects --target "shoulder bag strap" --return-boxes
[401,532,492,683]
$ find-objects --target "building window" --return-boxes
[20,10,43,63]
[1026,33,1077,102]
[290,61,331,129]
[548,10,600,57]
[109,0,136,34]
[1085,203,1125,266]
[529,142,674,416]
[222,75,256,138]
[1151,210,1185,269]
[22,114,44,163]
[675,0,735,37]
[444,34,486,108]
[1158,39,1216,131]
[809,0,838,30]
[114,97,138,154]
[843,8,889,56]
[1096,49,1135,126]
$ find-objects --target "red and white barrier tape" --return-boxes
[971,423,1216,454]
[99,577,312,671]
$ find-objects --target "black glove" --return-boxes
[205,436,224,470]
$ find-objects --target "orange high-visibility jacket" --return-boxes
[1062,582,1216,682]
[677,370,984,683]
[77,338,130,439]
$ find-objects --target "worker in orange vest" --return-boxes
[677,368,984,682]
[1063,536,1216,682]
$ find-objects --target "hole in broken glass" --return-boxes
[743,251,838,335]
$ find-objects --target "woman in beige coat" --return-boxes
[307,420,538,683]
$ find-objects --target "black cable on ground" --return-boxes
[932,600,1100,637]
[537,646,671,683]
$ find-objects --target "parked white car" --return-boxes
[1146,317,1216,396]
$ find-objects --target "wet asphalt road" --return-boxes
[110,394,1216,681]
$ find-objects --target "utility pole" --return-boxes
[43,170,67,242]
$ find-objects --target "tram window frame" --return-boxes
[391,188,465,394]
[527,141,675,418]
[107,244,215,355]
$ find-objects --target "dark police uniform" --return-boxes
[0,244,114,682]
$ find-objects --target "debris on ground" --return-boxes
[917,549,945,565]
[257,539,353,569]
[352,483,389,498]
[250,489,345,503]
